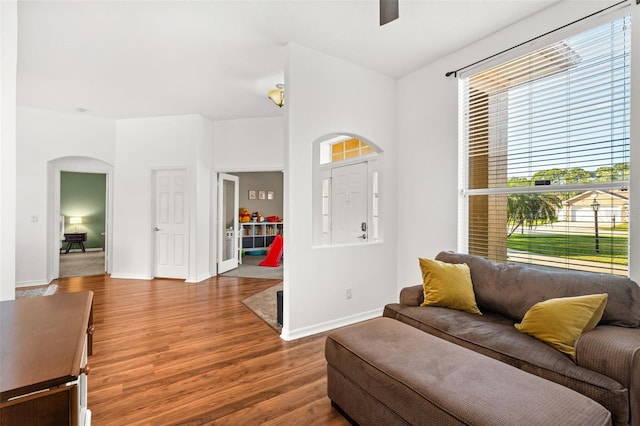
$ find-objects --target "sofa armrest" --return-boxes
[576,326,640,425]
[399,285,424,306]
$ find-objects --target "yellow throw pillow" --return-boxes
[514,293,608,360]
[419,258,481,315]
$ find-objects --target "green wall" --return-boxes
[61,172,106,249]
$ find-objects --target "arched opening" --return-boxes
[47,156,114,280]
[312,133,383,246]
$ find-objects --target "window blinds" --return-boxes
[461,15,631,275]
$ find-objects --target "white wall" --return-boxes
[0,0,17,300]
[112,114,212,281]
[16,107,116,286]
[283,43,397,340]
[212,116,285,171]
[14,111,212,285]
[194,118,212,282]
[396,0,637,286]
[397,59,459,288]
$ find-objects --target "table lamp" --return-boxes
[70,216,82,232]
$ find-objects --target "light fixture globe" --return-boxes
[268,83,285,107]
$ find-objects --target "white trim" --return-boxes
[466,181,631,197]
[216,172,240,275]
[280,307,383,341]
[628,4,640,280]
[312,240,384,250]
[15,279,51,288]
[458,78,468,254]
[109,273,152,280]
[318,152,378,170]
[186,273,213,283]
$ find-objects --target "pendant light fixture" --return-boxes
[268,84,285,107]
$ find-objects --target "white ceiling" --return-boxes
[16,0,561,121]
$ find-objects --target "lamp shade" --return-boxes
[70,217,83,225]
[268,84,285,107]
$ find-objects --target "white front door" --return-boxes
[154,169,188,279]
[331,162,368,244]
[217,173,239,274]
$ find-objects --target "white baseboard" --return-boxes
[109,273,152,280]
[186,273,213,283]
[279,307,383,341]
[62,248,103,253]
[15,279,51,288]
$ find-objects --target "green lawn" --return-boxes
[507,233,628,265]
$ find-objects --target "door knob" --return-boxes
[154,227,161,232]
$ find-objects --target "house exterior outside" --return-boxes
[558,190,629,224]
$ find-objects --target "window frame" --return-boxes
[457,12,632,276]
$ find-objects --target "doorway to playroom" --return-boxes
[219,171,284,279]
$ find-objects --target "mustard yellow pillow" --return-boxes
[514,293,608,360]
[419,258,481,315]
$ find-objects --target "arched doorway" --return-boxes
[48,156,114,279]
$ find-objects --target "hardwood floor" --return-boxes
[54,274,350,425]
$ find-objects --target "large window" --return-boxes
[461,15,631,275]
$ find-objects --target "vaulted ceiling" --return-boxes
[17,0,560,121]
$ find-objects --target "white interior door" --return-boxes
[217,173,239,274]
[154,169,188,279]
[331,162,368,244]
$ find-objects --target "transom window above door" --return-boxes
[320,137,375,164]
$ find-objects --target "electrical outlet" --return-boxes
[346,288,352,300]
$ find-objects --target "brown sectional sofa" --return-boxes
[383,251,640,426]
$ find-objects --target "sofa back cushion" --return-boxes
[434,251,640,327]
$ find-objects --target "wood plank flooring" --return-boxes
[54,274,350,425]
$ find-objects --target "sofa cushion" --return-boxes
[435,251,640,327]
[515,294,608,360]
[383,303,629,425]
[419,257,481,315]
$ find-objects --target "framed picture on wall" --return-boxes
[267,191,274,200]
[258,190,266,200]
[248,190,256,200]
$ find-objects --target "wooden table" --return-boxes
[0,291,94,425]
[64,232,87,254]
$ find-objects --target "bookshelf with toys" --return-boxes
[241,220,283,254]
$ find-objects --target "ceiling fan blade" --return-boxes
[380,0,399,26]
